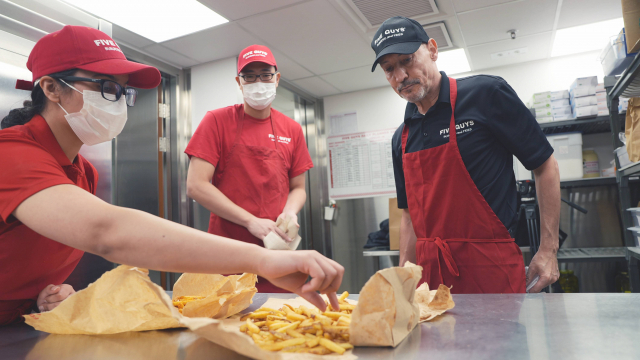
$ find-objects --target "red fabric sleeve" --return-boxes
[0,136,74,222]
[184,111,222,168]
[289,124,314,178]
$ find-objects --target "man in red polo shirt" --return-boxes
[185,45,314,293]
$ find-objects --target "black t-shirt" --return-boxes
[391,72,553,233]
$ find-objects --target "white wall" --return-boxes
[190,56,243,133]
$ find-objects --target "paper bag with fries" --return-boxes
[171,272,257,318]
[23,265,257,334]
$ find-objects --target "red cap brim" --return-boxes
[77,58,161,89]
[238,59,278,74]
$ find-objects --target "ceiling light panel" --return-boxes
[62,0,228,43]
[551,17,624,57]
[437,48,471,75]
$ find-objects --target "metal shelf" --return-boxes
[610,51,640,99]
[560,177,617,188]
[539,116,620,135]
[363,250,399,257]
[557,247,627,262]
[620,162,640,178]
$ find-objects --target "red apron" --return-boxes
[402,77,525,294]
[208,108,290,293]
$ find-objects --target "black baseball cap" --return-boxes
[371,16,430,72]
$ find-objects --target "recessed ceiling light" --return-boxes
[551,18,624,57]
[491,47,528,60]
[62,0,228,43]
[437,48,471,75]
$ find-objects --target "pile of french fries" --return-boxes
[172,296,205,314]
[239,291,355,355]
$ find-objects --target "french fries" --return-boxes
[239,292,354,355]
[172,296,205,314]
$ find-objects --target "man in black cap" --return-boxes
[372,16,560,294]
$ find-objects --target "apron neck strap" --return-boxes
[448,77,458,144]
[237,106,279,151]
[401,77,458,154]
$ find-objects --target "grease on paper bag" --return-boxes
[415,282,455,322]
[172,272,257,318]
[349,262,422,347]
[23,266,182,334]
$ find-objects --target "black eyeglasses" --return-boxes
[238,73,277,82]
[55,76,138,106]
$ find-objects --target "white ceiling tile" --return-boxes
[457,0,558,46]
[198,0,307,21]
[437,16,466,49]
[466,32,552,70]
[160,23,258,64]
[112,24,155,49]
[557,0,623,29]
[238,0,372,75]
[143,44,199,68]
[270,49,314,80]
[320,65,389,93]
[292,76,342,97]
[452,0,519,13]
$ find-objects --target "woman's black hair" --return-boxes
[1,69,78,129]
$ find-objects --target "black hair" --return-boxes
[1,69,78,129]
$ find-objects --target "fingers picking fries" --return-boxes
[240,303,354,355]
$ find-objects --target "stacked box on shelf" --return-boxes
[570,76,599,118]
[531,90,572,122]
[596,83,608,116]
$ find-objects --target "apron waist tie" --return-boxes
[417,237,516,279]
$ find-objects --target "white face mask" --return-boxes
[242,82,277,110]
[58,80,128,146]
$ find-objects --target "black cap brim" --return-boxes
[371,41,423,72]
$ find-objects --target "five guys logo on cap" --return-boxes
[370,16,430,72]
[93,39,123,53]
[237,44,278,74]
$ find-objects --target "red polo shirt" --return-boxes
[0,115,98,324]
[185,104,313,178]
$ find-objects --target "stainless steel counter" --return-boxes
[2,293,640,360]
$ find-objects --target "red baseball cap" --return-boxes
[16,25,161,90]
[237,45,277,74]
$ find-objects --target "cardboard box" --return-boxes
[573,105,599,118]
[570,86,597,99]
[551,98,570,108]
[389,198,402,251]
[553,113,574,121]
[598,109,610,117]
[623,0,640,53]
[571,95,598,108]
[537,116,554,123]
[570,76,598,90]
[596,83,605,93]
[535,108,552,118]
[532,91,551,103]
[550,90,570,100]
[596,92,606,102]
[532,101,551,110]
[552,105,572,117]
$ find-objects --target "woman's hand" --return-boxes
[37,284,75,312]
[258,250,344,311]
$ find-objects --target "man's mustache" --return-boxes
[397,79,420,92]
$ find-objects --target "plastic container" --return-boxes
[629,227,640,247]
[615,146,632,168]
[582,149,599,178]
[547,132,583,180]
[600,29,634,76]
[628,208,640,227]
[615,272,631,293]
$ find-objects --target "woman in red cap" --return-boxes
[0,26,343,326]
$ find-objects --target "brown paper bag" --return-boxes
[24,265,182,334]
[349,262,422,347]
[172,272,257,318]
[415,282,455,322]
[626,98,640,163]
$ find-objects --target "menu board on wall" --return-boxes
[327,128,397,200]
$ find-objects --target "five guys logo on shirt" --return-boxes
[269,134,292,144]
[439,120,475,137]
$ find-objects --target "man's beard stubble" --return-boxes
[398,79,427,103]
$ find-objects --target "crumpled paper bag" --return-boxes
[263,215,302,250]
[172,272,257,318]
[180,296,358,360]
[349,262,422,347]
[415,282,455,322]
[349,262,454,347]
[24,265,182,334]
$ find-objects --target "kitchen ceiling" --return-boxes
[3,0,624,98]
